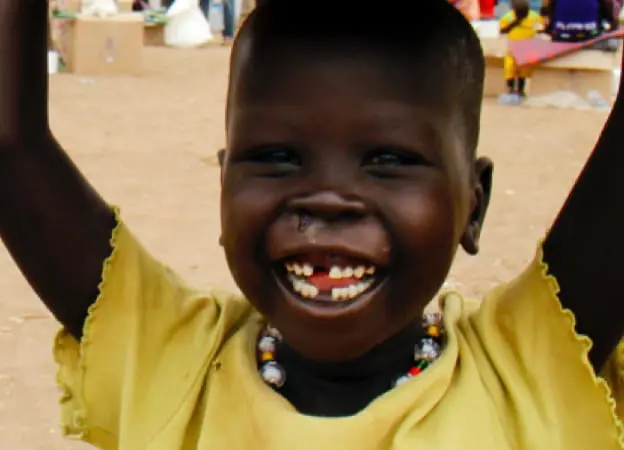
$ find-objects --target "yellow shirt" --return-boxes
[500,10,544,41]
[54,216,624,449]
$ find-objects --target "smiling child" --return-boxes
[3,0,624,448]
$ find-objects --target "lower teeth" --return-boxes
[287,274,374,301]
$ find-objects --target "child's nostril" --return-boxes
[297,212,313,232]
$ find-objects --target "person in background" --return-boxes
[499,0,545,99]
[497,0,543,17]
[547,0,617,42]
[199,0,236,43]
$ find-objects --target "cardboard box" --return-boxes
[482,37,617,100]
[117,0,133,12]
[144,23,165,46]
[58,0,81,13]
[65,13,144,76]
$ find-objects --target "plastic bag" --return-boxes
[165,0,213,47]
[80,0,119,16]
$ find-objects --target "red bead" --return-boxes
[408,367,422,376]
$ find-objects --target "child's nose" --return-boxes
[288,191,367,222]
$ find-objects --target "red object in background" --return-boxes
[509,29,624,68]
[479,0,495,18]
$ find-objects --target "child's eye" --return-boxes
[363,149,429,167]
[247,146,302,166]
[240,145,302,178]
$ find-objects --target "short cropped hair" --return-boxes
[231,0,485,154]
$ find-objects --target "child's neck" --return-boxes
[277,324,423,417]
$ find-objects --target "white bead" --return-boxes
[260,362,286,388]
[393,374,412,387]
[422,312,442,327]
[258,336,277,353]
[414,338,440,362]
[265,325,282,340]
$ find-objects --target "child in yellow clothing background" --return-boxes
[500,0,545,98]
[4,0,624,449]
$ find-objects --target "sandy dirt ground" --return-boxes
[0,46,612,448]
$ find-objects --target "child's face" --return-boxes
[220,46,490,362]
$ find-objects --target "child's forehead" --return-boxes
[229,42,459,118]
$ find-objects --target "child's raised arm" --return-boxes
[0,1,115,339]
[543,55,624,370]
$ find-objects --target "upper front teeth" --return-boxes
[287,264,375,279]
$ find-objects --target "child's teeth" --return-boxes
[348,285,358,298]
[343,266,354,277]
[306,284,319,298]
[294,264,303,276]
[302,263,314,277]
[286,263,295,273]
[354,266,365,279]
[329,266,342,279]
[365,266,376,275]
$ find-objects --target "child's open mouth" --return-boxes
[276,255,382,303]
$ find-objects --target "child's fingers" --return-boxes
[0,0,49,147]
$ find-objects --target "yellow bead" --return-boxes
[427,325,440,337]
[260,351,275,362]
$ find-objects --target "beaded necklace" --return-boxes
[257,312,444,389]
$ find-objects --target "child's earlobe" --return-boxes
[461,157,493,256]
[461,223,481,255]
[218,149,226,186]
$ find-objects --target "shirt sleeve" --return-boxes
[499,11,514,30]
[53,210,250,448]
[600,341,624,421]
[467,245,623,446]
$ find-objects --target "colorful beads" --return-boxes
[257,329,285,388]
[259,313,445,391]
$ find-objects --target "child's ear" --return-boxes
[461,157,493,255]
[218,149,226,186]
[218,148,226,246]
